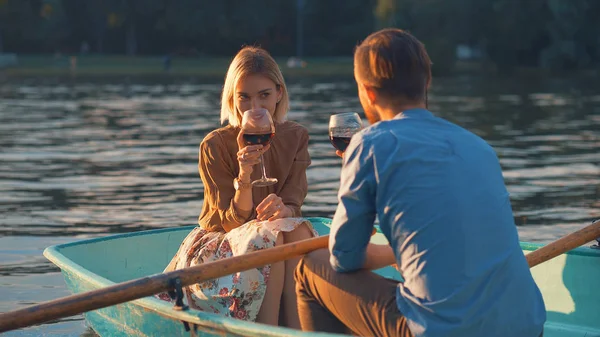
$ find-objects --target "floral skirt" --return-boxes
[158,217,317,322]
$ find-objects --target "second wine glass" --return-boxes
[241,108,278,187]
[329,112,363,153]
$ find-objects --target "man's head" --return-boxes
[353,28,432,123]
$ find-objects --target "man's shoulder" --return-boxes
[356,121,400,145]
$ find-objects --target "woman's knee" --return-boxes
[275,232,284,245]
[283,223,313,243]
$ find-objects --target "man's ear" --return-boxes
[363,84,378,106]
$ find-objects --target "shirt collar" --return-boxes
[393,108,434,120]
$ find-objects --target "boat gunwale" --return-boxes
[45,218,600,259]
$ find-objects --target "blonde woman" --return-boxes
[160,46,316,329]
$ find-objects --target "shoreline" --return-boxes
[1,55,598,80]
[0,55,354,79]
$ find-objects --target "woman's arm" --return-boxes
[230,130,257,213]
[251,125,310,222]
[276,126,311,217]
[197,130,266,232]
[226,130,268,231]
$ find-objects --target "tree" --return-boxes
[540,0,594,69]
[0,0,597,71]
[95,0,164,55]
[374,0,397,29]
[302,0,376,56]
[385,0,465,73]
[478,0,551,70]
[0,0,43,53]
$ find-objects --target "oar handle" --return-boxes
[526,219,600,268]
[0,235,330,333]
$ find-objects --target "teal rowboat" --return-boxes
[43,217,600,337]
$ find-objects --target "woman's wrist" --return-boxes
[238,172,252,183]
[285,205,295,217]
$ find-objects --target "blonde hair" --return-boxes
[220,46,290,127]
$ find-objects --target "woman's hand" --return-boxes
[236,130,270,179]
[256,193,292,221]
[335,150,344,158]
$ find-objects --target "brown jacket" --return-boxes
[197,121,311,232]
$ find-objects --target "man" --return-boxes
[294,28,546,337]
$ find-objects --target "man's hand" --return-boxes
[363,243,396,270]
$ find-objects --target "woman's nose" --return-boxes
[251,99,261,109]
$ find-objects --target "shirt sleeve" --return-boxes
[197,133,253,231]
[329,132,377,272]
[278,126,311,217]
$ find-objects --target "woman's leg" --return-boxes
[281,224,314,329]
[255,233,285,326]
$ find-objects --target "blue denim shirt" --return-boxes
[329,109,546,337]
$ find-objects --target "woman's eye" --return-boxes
[238,95,249,101]
[260,93,270,98]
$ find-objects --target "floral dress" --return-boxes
[158,217,317,322]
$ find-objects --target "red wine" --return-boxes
[329,136,352,152]
[243,133,275,146]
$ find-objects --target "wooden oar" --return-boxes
[526,218,600,268]
[1,220,599,332]
[0,235,329,333]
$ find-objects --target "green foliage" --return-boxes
[378,0,462,73]
[540,0,595,69]
[373,0,599,71]
[303,0,376,56]
[0,0,43,52]
[38,0,70,50]
[0,0,598,70]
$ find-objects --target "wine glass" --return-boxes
[329,112,363,153]
[241,108,278,187]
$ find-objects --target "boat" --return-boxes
[43,217,600,337]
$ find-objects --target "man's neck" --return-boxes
[377,102,427,121]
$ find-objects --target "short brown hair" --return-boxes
[354,28,432,102]
[221,46,289,126]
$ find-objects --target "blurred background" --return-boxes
[0,0,599,74]
[0,0,599,336]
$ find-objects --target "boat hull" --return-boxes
[43,217,600,337]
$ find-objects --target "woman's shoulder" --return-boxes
[278,120,308,137]
[200,125,238,149]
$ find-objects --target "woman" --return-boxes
[161,46,315,329]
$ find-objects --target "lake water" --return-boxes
[0,74,598,336]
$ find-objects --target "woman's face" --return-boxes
[235,74,281,116]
